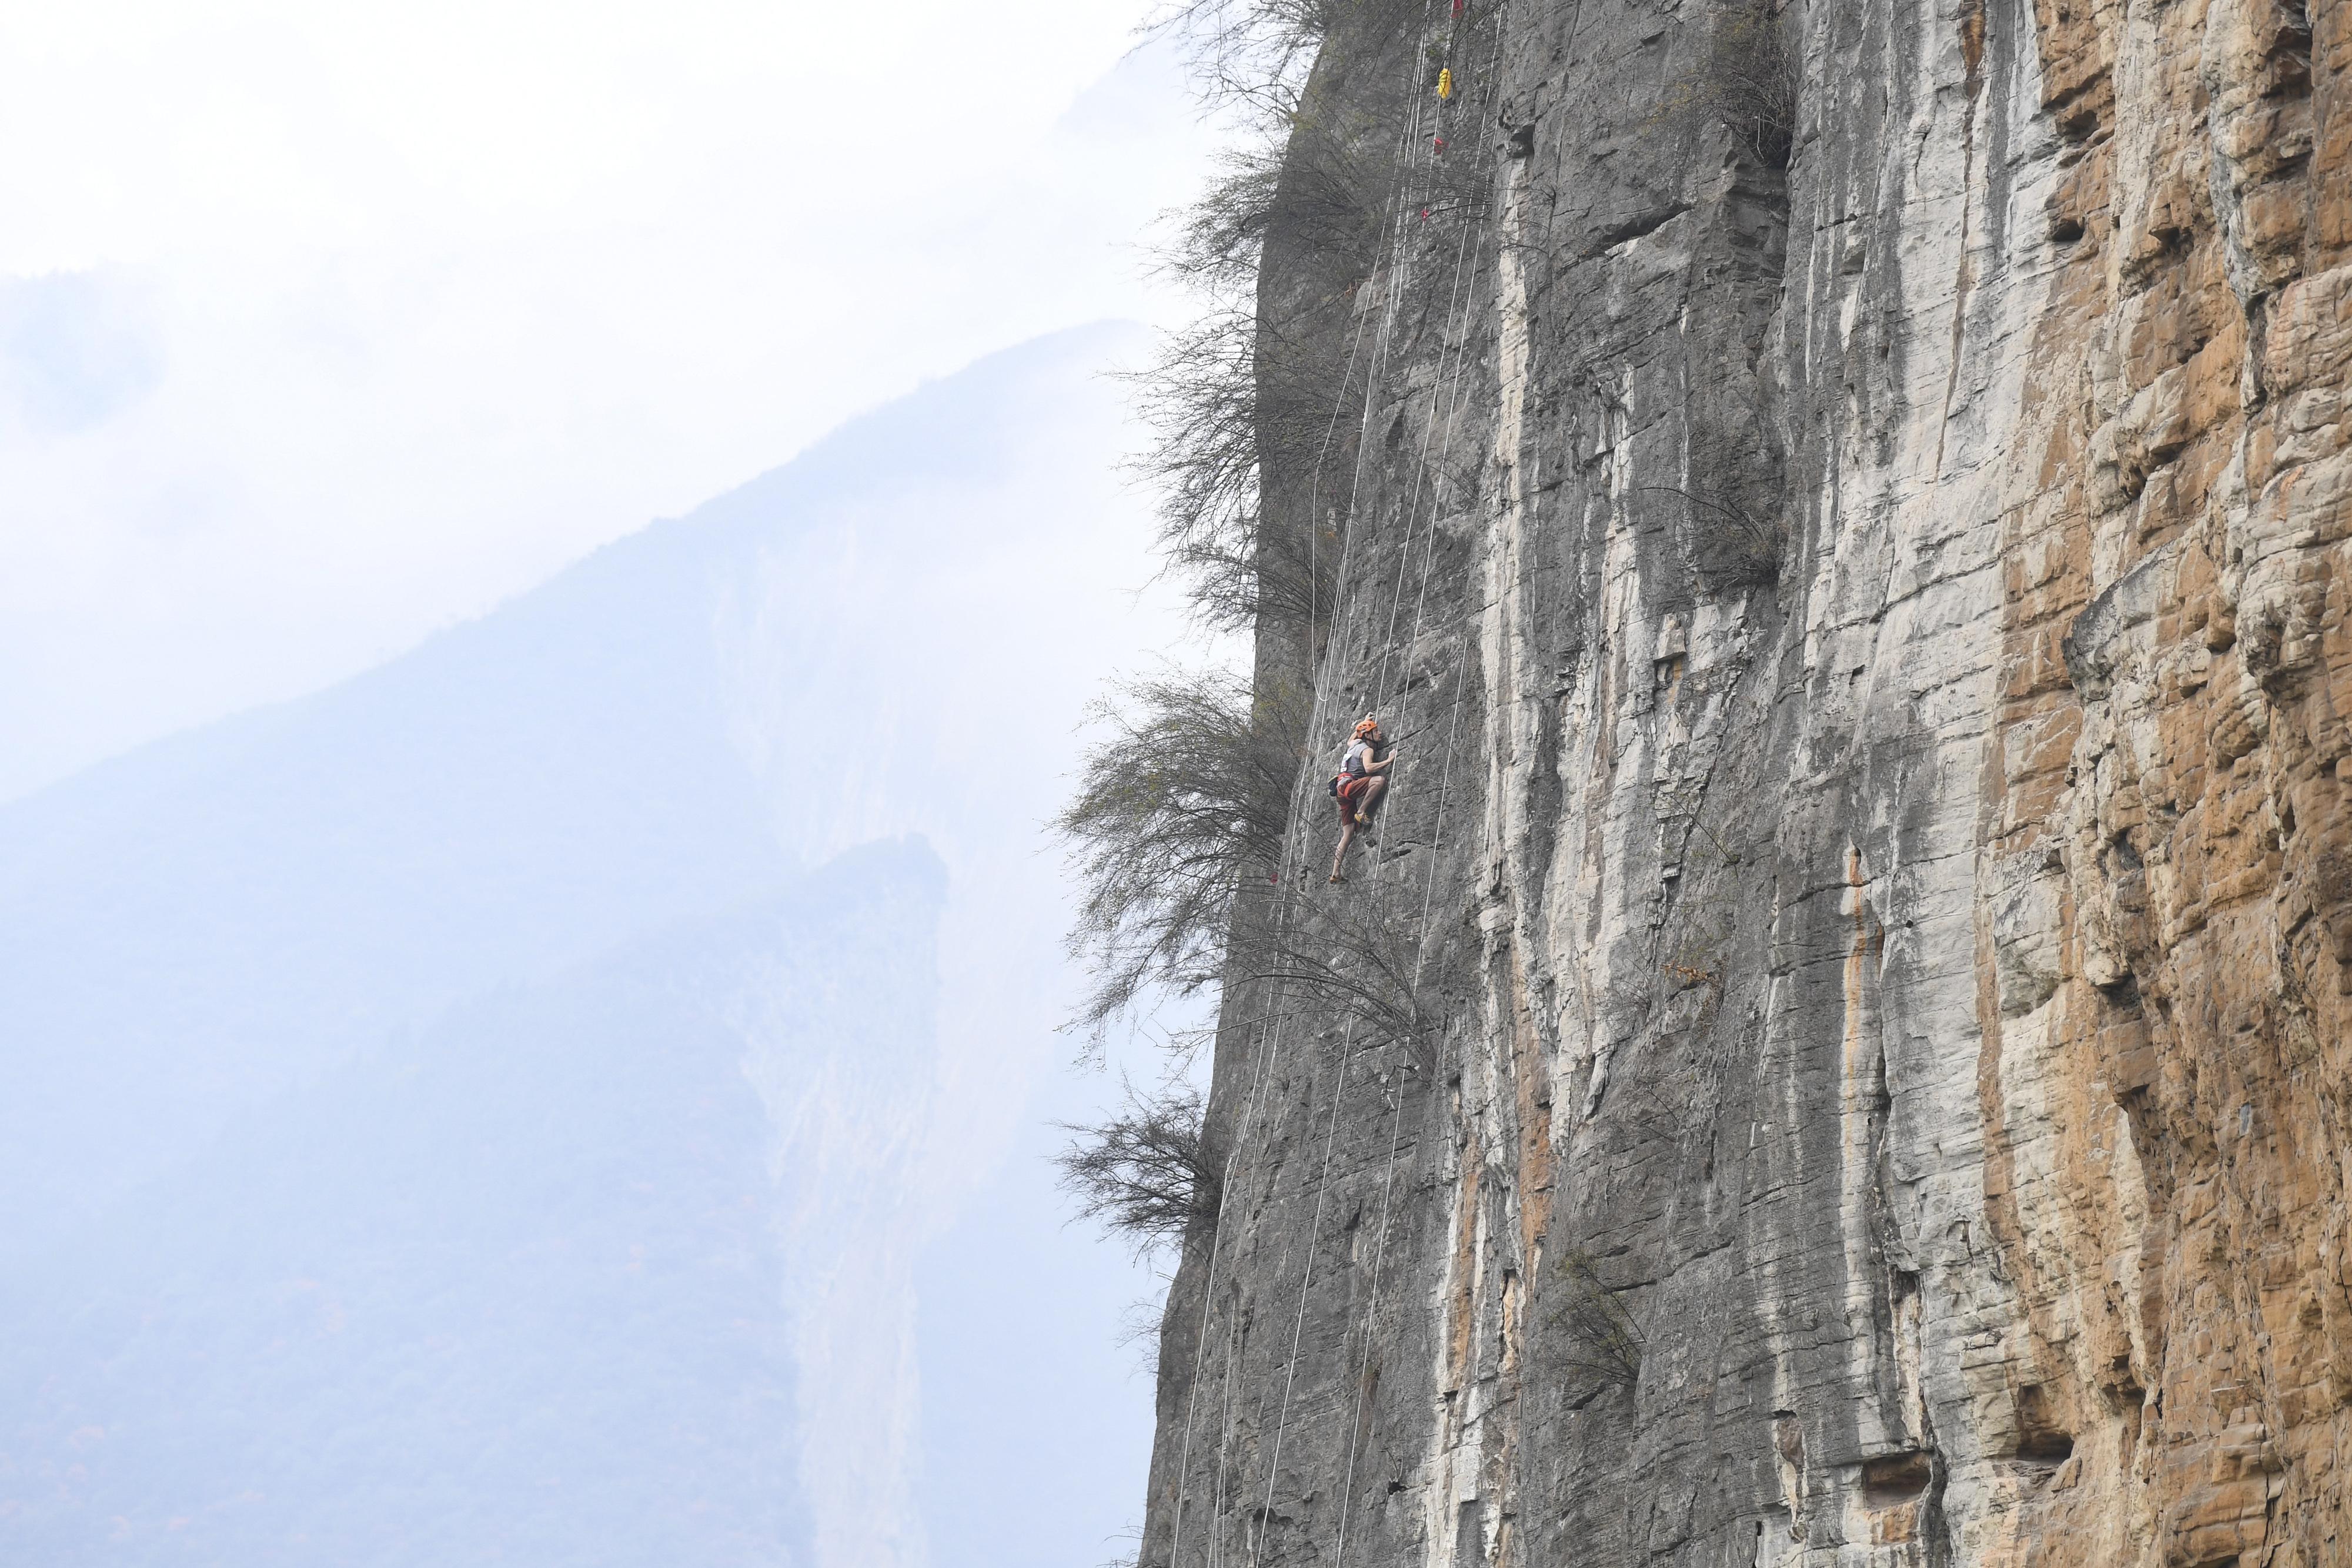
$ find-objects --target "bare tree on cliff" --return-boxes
[1055,1081,1222,1261]
[1055,668,1308,1050]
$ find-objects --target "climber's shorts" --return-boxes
[1335,774,1373,824]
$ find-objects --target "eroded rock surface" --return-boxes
[1141,0,2352,1563]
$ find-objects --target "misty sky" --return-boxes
[0,0,1225,801]
[1,327,1202,1565]
[3,5,1240,1562]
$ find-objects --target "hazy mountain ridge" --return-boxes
[2,322,1168,1566]
[5,841,945,1564]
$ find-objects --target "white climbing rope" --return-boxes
[1331,649,1469,1568]
[1232,7,1518,1564]
[1161,2,1549,1558]
[1163,14,1449,1563]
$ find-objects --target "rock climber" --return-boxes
[1328,716,1400,884]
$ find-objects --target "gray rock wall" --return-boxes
[1141,0,2352,1563]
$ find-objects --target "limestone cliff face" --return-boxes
[1144,1,2352,1564]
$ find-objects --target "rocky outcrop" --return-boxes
[1142,0,2352,1564]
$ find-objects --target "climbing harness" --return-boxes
[1326,727,1384,807]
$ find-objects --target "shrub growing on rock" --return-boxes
[1055,667,1309,1048]
[1230,895,1433,1058]
[1055,1081,1222,1259]
[1647,0,1799,173]
[1548,1248,1646,1390]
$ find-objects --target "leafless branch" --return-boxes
[1055,1081,1222,1262]
[1643,1,1798,172]
[1055,668,1311,1048]
[1548,1248,1646,1388]
[1231,896,1432,1058]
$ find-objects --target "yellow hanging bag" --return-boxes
[1437,67,1454,99]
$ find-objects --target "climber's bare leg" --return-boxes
[1329,820,1357,882]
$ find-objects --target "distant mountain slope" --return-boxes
[2,323,1145,1255]
[2,841,942,1566]
[0,322,1171,1567]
